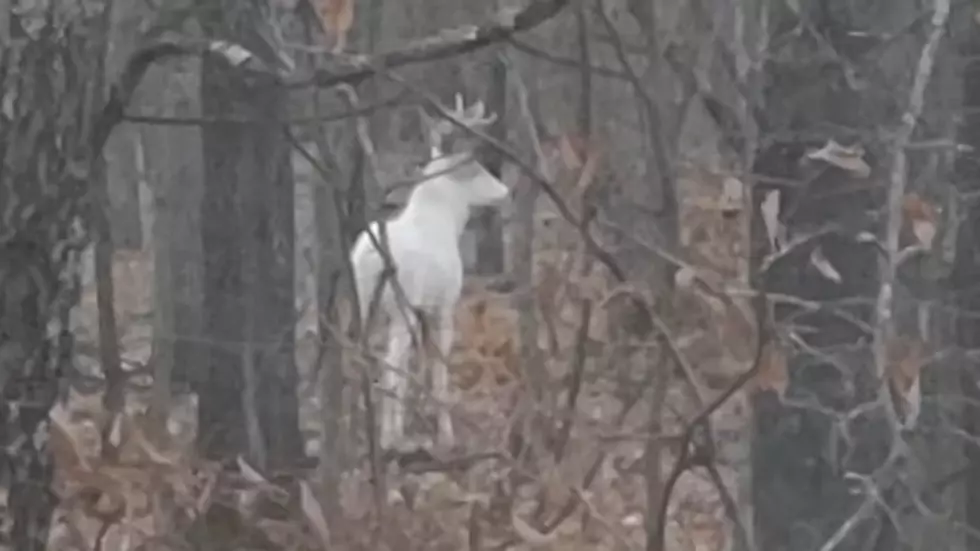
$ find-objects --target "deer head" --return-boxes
[418,151,509,208]
[413,94,508,209]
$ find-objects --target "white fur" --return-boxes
[350,151,508,450]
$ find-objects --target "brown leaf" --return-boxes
[316,0,354,51]
[752,343,788,398]
[912,219,937,250]
[888,337,924,394]
[888,337,925,429]
[903,193,940,249]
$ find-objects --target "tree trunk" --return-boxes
[473,53,508,274]
[142,58,205,431]
[198,2,302,468]
[0,7,107,548]
[102,0,144,250]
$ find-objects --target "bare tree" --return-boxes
[198,0,302,469]
[0,4,109,548]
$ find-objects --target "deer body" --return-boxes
[350,97,506,450]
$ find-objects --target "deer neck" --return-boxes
[400,185,471,242]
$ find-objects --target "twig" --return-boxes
[508,38,629,81]
[552,300,592,461]
[873,0,950,431]
[91,0,126,462]
[122,89,409,126]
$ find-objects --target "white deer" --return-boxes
[349,94,507,450]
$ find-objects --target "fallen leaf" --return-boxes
[806,139,871,177]
[810,246,842,283]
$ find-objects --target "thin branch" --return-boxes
[873,0,951,430]
[291,0,572,89]
[509,38,629,81]
[122,89,410,126]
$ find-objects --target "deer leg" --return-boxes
[380,315,414,450]
[432,309,456,448]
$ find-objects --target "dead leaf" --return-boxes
[810,246,842,283]
[299,480,331,549]
[316,0,354,52]
[806,139,871,177]
[207,40,255,67]
[912,219,937,250]
[719,176,744,213]
[903,193,940,250]
[901,374,922,429]
[512,509,558,547]
[674,266,697,289]
[236,455,267,485]
[888,337,925,429]
[753,343,788,398]
[558,134,584,169]
[888,337,924,394]
[761,190,781,251]
[108,413,124,448]
[572,147,601,210]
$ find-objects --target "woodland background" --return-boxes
[0,0,977,550]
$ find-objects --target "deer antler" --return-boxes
[422,93,497,158]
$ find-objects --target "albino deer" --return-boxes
[350,94,508,450]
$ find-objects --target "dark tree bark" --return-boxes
[0,6,106,549]
[142,57,206,430]
[198,1,302,468]
[748,3,905,549]
[102,0,144,250]
[473,53,509,274]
